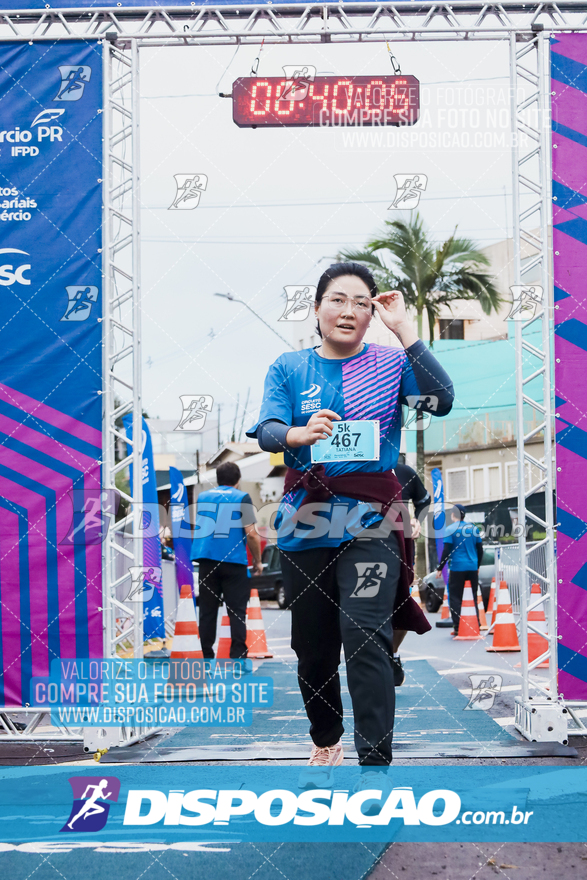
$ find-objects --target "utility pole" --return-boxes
[217,403,221,450]
[231,393,240,443]
[239,387,251,442]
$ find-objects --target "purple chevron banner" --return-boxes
[551,35,587,700]
[0,41,103,705]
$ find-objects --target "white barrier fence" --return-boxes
[495,542,549,619]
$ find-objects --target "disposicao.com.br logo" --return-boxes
[121,786,535,832]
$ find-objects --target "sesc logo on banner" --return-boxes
[0,248,31,286]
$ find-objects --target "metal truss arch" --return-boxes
[1,3,587,46]
[1,0,584,746]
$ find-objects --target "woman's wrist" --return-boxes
[392,321,419,349]
[286,426,304,448]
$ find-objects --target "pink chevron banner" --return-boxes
[551,34,587,699]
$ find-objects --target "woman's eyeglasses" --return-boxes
[323,294,372,312]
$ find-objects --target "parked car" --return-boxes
[419,545,497,613]
[249,543,287,608]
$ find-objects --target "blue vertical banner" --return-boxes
[169,465,194,598]
[0,41,103,704]
[431,467,446,580]
[122,415,165,639]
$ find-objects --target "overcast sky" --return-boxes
[137,38,514,439]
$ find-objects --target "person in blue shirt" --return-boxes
[436,503,484,632]
[190,461,263,659]
[247,261,454,792]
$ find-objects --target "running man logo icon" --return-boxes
[279,285,316,322]
[350,562,388,598]
[279,65,317,102]
[169,174,208,210]
[507,285,544,321]
[389,174,428,210]
[60,285,99,322]
[402,394,437,431]
[61,776,121,833]
[175,395,214,431]
[126,566,162,603]
[465,674,503,710]
[402,408,432,432]
[60,489,119,546]
[54,66,92,102]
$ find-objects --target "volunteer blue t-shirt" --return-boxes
[442,521,483,571]
[246,343,421,552]
[190,485,256,566]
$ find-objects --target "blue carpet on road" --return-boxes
[1,842,387,880]
[165,659,514,751]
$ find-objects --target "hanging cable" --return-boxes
[385,39,402,75]
[250,38,265,77]
[216,43,241,95]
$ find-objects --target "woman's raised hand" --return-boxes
[286,409,341,448]
[372,290,418,347]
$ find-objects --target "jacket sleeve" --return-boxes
[400,340,454,417]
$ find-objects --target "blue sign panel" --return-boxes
[1,766,587,843]
[169,465,195,598]
[123,415,166,639]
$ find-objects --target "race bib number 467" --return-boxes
[311,419,380,463]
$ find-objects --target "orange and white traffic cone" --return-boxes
[215,604,232,659]
[486,581,520,652]
[246,588,273,659]
[436,581,453,628]
[411,581,425,610]
[170,584,203,658]
[454,581,482,640]
[487,578,497,627]
[477,589,488,631]
[515,583,549,668]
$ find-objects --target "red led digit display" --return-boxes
[232,75,420,128]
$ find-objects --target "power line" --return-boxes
[143,193,513,211]
[141,75,510,99]
[142,236,510,245]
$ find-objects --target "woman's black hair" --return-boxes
[314,261,378,339]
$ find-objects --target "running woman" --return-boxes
[246,262,454,784]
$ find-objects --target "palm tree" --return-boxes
[338,211,502,345]
[338,212,502,576]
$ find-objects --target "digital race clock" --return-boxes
[232,75,420,128]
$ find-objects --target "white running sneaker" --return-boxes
[297,740,344,790]
[352,770,393,816]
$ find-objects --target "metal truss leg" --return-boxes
[510,31,566,743]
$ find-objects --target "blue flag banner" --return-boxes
[169,465,194,597]
[1,766,587,843]
[431,467,446,578]
[0,40,103,705]
[122,415,165,639]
